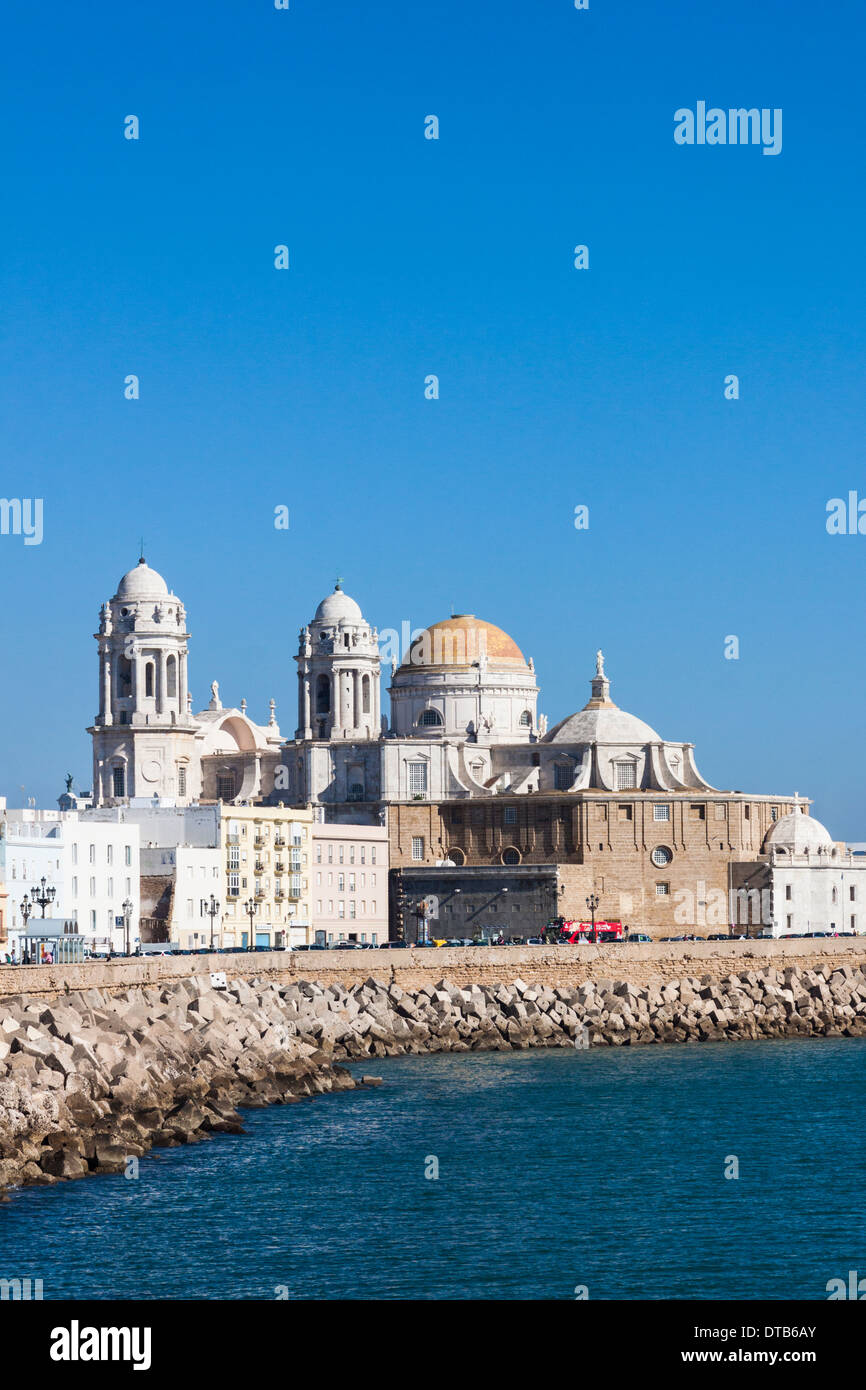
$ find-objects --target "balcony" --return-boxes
[274,837,286,848]
[226,833,240,845]
[275,861,285,874]
[275,888,285,900]
[254,860,265,873]
[254,836,266,849]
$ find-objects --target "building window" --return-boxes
[690,804,706,821]
[850,886,856,901]
[651,846,673,867]
[89,844,96,864]
[503,806,517,825]
[554,764,573,791]
[418,708,443,727]
[125,845,132,866]
[166,655,177,699]
[502,848,520,865]
[618,805,633,822]
[371,848,376,865]
[656,883,670,896]
[360,846,365,864]
[348,783,364,801]
[217,773,236,801]
[328,845,333,864]
[653,805,670,822]
[787,914,793,931]
[112,767,125,798]
[408,762,428,795]
[519,711,532,728]
[714,803,726,821]
[349,901,356,919]
[785,884,792,901]
[771,807,779,821]
[832,887,838,904]
[107,844,113,865]
[316,674,331,714]
[338,874,345,891]
[145,662,155,697]
[339,845,344,864]
[178,766,187,796]
[338,902,345,919]
[615,763,636,790]
[411,837,424,862]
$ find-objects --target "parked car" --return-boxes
[379,940,409,948]
[627,933,653,943]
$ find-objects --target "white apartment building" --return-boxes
[0,805,140,954]
[311,823,389,946]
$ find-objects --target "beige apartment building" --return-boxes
[221,804,314,948]
[311,823,389,945]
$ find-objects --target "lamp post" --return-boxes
[122,897,133,956]
[31,876,56,918]
[243,897,258,950]
[201,894,221,951]
[19,893,33,963]
[586,891,600,943]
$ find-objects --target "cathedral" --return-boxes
[89,563,717,819]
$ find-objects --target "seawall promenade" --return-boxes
[3,938,866,999]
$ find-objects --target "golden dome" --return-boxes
[398,615,526,671]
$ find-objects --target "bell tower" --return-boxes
[296,581,382,740]
[89,557,198,805]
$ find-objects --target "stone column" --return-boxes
[102,648,113,725]
[353,670,360,731]
[157,650,166,716]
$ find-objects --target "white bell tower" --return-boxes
[296,581,382,740]
[89,557,198,805]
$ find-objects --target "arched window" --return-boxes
[166,655,177,699]
[448,848,466,866]
[418,708,443,727]
[316,674,331,714]
[117,656,132,698]
[145,662,155,698]
[502,847,521,866]
[362,674,371,714]
[519,711,532,727]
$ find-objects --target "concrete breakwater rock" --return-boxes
[3,961,866,1191]
[0,975,355,1193]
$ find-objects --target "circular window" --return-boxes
[502,847,521,866]
[651,846,673,867]
[447,847,466,866]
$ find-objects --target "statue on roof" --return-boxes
[596,649,605,676]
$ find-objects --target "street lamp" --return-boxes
[122,897,133,956]
[243,897,258,950]
[586,892,600,943]
[31,877,56,918]
[201,894,221,951]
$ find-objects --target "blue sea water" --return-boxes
[1,1039,864,1301]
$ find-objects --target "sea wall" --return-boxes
[2,958,866,1191]
[3,938,866,999]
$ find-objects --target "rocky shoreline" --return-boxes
[2,960,866,1192]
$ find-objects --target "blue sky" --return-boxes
[1,0,865,835]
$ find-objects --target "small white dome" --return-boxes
[545,706,660,744]
[765,809,833,854]
[115,558,169,601]
[314,585,363,624]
